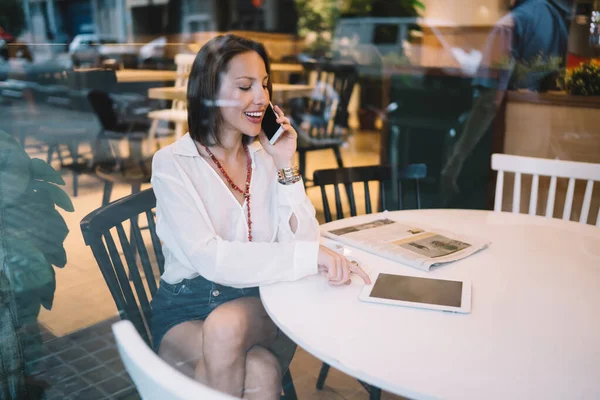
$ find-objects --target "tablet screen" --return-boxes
[370,273,463,307]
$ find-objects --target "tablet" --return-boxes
[359,272,471,313]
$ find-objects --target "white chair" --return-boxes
[112,320,236,400]
[491,154,600,226]
[147,53,195,149]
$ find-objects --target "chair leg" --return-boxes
[281,369,297,400]
[175,122,184,140]
[315,362,330,390]
[333,146,344,168]
[46,145,55,164]
[369,387,382,400]
[358,380,382,400]
[147,119,159,153]
[67,142,79,197]
[102,181,114,206]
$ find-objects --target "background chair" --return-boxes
[491,154,600,226]
[87,90,152,206]
[312,163,427,400]
[290,59,359,182]
[146,53,195,149]
[80,189,298,399]
[314,164,427,222]
[113,320,236,400]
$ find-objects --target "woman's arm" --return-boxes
[275,178,320,242]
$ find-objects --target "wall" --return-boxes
[502,95,600,224]
[422,0,506,26]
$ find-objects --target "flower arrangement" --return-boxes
[558,59,600,96]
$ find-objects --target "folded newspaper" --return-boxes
[321,212,491,271]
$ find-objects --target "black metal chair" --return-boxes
[290,60,359,182]
[312,163,427,400]
[80,189,298,400]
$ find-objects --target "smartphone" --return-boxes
[262,102,285,145]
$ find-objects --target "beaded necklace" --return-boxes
[203,144,253,241]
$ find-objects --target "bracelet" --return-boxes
[277,166,301,185]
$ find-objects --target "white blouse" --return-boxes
[151,133,320,288]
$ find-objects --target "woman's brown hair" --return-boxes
[187,34,272,146]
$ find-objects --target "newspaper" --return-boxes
[321,212,491,271]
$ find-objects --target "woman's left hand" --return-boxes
[258,105,297,169]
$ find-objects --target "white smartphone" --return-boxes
[359,272,472,313]
[262,102,285,145]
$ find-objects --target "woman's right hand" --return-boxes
[317,245,372,286]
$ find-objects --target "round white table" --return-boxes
[260,210,600,400]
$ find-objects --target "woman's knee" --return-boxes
[246,346,282,385]
[203,304,252,353]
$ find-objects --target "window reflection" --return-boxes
[0,0,598,399]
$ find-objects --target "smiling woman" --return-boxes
[186,35,273,147]
[149,34,370,399]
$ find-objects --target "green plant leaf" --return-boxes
[29,158,65,186]
[4,237,55,299]
[0,130,31,207]
[32,181,74,212]
[4,202,69,268]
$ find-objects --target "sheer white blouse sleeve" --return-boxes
[151,136,320,288]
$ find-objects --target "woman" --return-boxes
[150,34,370,399]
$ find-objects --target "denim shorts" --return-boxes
[150,275,260,352]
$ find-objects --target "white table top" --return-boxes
[260,209,600,400]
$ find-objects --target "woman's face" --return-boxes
[216,51,270,139]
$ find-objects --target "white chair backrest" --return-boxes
[174,53,195,87]
[491,154,600,226]
[112,320,236,400]
[173,53,196,111]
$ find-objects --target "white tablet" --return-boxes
[359,272,471,313]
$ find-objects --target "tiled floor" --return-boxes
[29,318,139,400]
[22,130,408,399]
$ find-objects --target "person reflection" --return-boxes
[149,35,370,399]
[441,0,571,200]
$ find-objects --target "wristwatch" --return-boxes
[277,166,301,185]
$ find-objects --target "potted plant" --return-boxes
[509,53,563,92]
[0,130,73,399]
[558,59,600,96]
[295,0,340,58]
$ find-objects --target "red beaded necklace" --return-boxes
[203,144,253,242]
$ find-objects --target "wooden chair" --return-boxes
[80,189,298,399]
[290,60,359,182]
[491,154,600,226]
[113,320,236,400]
[147,53,195,148]
[312,164,427,400]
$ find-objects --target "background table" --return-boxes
[260,209,600,400]
[116,69,178,83]
[148,83,314,104]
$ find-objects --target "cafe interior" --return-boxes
[1,0,599,399]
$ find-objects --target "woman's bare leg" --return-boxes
[158,320,207,382]
[156,296,293,399]
[202,297,278,397]
[243,345,282,400]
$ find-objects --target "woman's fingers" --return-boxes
[273,104,284,117]
[349,261,372,284]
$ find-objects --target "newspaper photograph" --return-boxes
[321,212,490,271]
[392,233,471,258]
